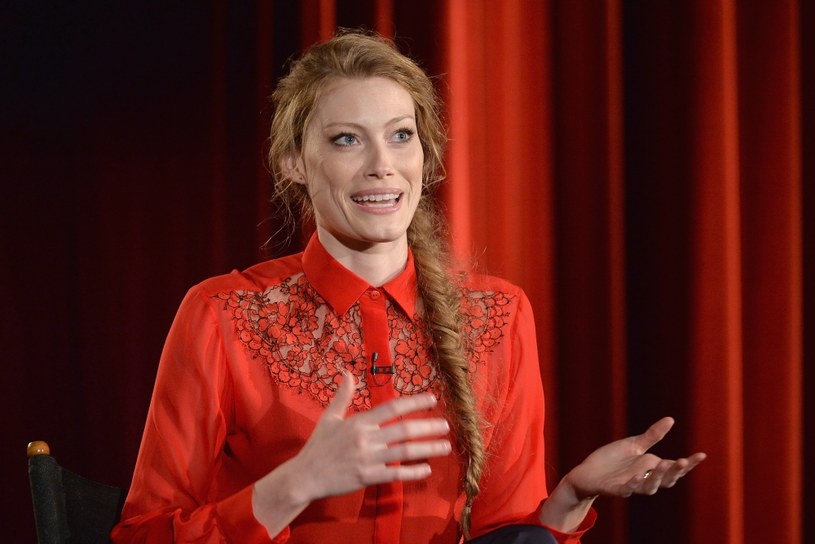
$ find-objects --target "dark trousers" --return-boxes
[469,525,558,544]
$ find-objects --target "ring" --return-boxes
[643,469,654,479]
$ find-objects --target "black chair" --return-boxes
[27,441,128,544]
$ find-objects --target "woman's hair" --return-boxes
[268,31,484,537]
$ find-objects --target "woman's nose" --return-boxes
[366,144,394,179]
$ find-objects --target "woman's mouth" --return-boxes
[351,192,403,208]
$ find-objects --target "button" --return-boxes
[369,289,381,299]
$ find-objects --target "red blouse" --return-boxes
[111,235,595,543]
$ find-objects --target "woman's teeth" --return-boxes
[352,193,401,206]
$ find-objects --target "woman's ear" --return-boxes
[279,155,306,185]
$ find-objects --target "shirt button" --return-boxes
[369,289,381,299]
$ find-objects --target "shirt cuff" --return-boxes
[215,484,290,543]
[542,507,597,544]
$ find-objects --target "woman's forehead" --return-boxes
[310,77,416,126]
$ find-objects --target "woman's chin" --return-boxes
[318,225,409,251]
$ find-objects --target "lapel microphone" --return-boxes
[370,352,395,375]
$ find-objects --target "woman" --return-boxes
[112,31,705,543]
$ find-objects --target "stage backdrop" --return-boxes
[2,1,812,543]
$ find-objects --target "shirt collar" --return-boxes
[302,234,419,320]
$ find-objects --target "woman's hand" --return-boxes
[292,372,452,501]
[252,372,451,537]
[541,417,706,533]
[564,416,706,500]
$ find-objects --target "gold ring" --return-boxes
[643,469,654,479]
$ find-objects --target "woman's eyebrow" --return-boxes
[323,115,416,130]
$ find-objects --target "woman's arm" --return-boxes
[464,285,705,542]
[464,287,595,542]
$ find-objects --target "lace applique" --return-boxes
[387,304,437,395]
[216,275,516,410]
[461,289,517,366]
[215,274,371,410]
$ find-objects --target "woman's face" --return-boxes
[295,77,424,253]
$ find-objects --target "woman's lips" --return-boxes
[351,191,403,208]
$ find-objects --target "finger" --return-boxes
[322,371,357,421]
[617,455,661,496]
[362,463,433,485]
[640,459,674,494]
[659,458,691,488]
[375,439,453,464]
[632,416,675,452]
[688,452,707,465]
[356,392,439,426]
[377,418,450,445]
[661,452,707,487]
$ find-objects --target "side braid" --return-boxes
[408,200,484,539]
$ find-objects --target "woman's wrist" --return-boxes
[539,474,596,533]
[252,458,313,537]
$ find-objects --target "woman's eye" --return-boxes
[333,133,358,146]
[392,129,414,142]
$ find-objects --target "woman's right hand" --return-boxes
[292,372,452,499]
[252,372,451,536]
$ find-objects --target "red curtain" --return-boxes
[444,1,809,543]
[2,2,811,543]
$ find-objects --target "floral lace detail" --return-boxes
[216,274,516,410]
[387,304,437,395]
[462,288,517,366]
[215,274,370,410]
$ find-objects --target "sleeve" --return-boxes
[110,286,287,543]
[467,289,595,544]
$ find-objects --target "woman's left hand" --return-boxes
[564,416,706,500]
[541,417,706,532]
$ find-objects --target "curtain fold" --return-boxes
[736,1,803,542]
[686,1,746,541]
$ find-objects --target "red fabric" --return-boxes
[110,235,593,543]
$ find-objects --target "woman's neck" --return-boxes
[316,228,409,287]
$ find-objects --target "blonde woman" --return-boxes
[112,32,704,544]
